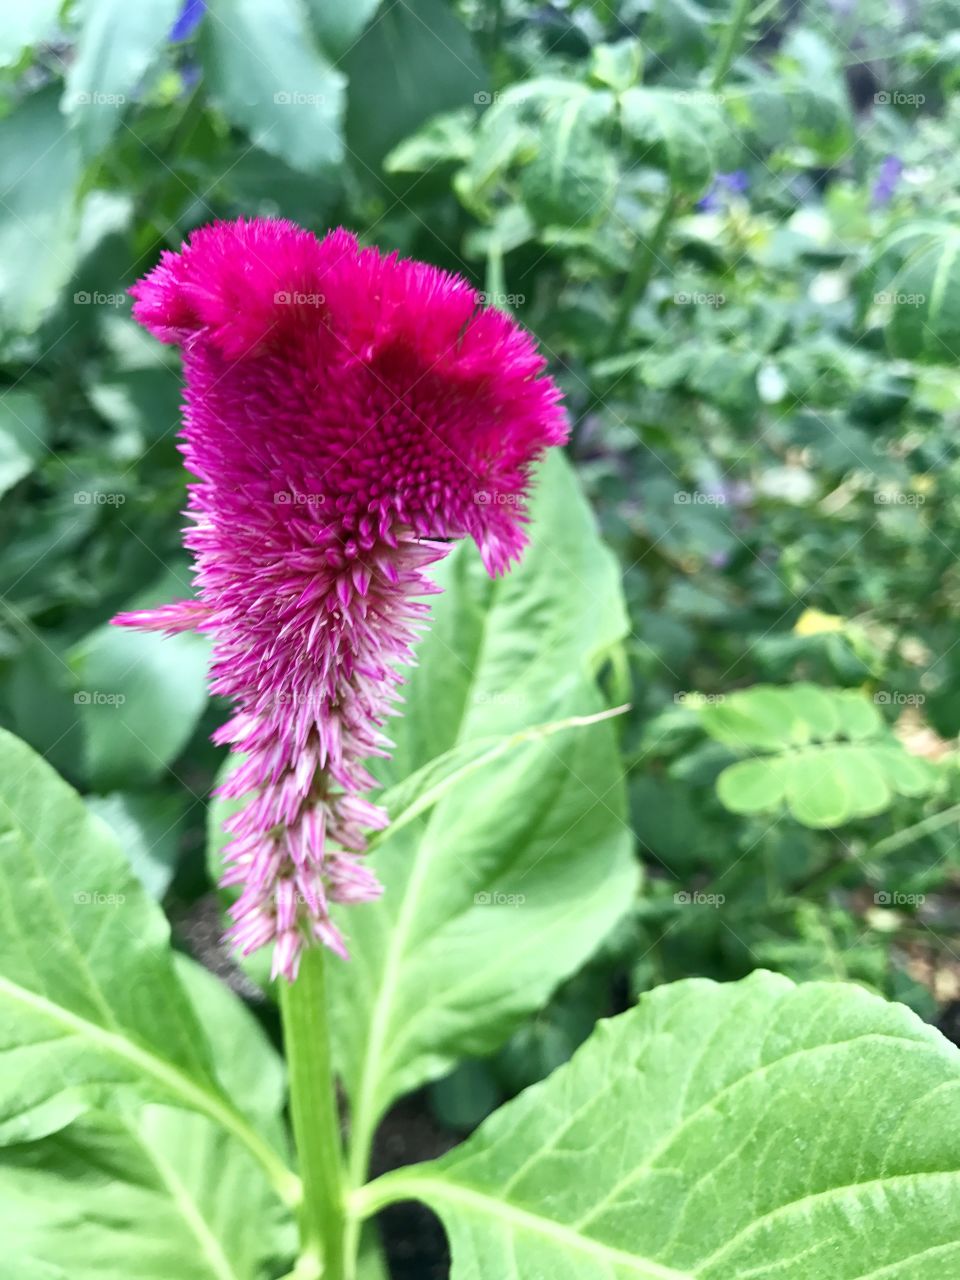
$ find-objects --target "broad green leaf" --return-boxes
[305,0,381,58]
[0,728,294,1204]
[384,108,476,175]
[0,89,81,332]
[329,453,638,1164]
[201,0,345,173]
[0,958,294,1279]
[886,230,960,362]
[520,91,616,228]
[0,392,48,498]
[69,594,210,788]
[360,971,960,1279]
[63,0,182,155]
[342,0,485,167]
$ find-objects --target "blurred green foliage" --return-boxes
[3,0,960,1112]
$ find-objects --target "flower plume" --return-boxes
[116,218,567,979]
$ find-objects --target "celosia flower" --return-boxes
[115,218,567,980]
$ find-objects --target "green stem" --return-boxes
[603,194,677,359]
[280,948,346,1280]
[710,0,754,92]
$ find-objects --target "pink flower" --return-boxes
[115,218,567,980]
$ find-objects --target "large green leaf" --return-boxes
[359,970,960,1278]
[305,0,381,58]
[0,0,61,67]
[0,959,294,1279]
[63,0,182,155]
[0,728,294,1203]
[0,392,48,499]
[200,0,345,173]
[342,0,485,168]
[329,453,638,1171]
[0,89,81,332]
[884,228,960,362]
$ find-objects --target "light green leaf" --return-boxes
[63,0,182,155]
[0,89,81,332]
[0,728,295,1205]
[886,230,960,362]
[701,685,934,827]
[0,959,294,1278]
[359,971,960,1279]
[330,453,638,1170]
[201,0,345,173]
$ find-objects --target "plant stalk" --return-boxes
[603,193,677,359]
[710,0,754,92]
[280,948,346,1280]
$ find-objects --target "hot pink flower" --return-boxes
[115,218,567,980]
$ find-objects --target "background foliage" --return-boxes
[3,0,960,1272]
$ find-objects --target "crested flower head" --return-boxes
[116,218,567,979]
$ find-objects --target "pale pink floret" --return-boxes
[114,218,567,980]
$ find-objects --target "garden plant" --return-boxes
[3,0,960,1277]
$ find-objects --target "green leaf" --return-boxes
[69,588,210,788]
[701,685,935,827]
[0,89,81,332]
[0,959,293,1279]
[884,229,960,362]
[0,728,295,1204]
[86,791,188,900]
[342,0,485,168]
[520,91,616,228]
[620,87,725,195]
[384,108,476,174]
[200,0,345,173]
[329,453,638,1165]
[0,392,48,498]
[63,0,182,156]
[305,0,381,58]
[360,971,960,1279]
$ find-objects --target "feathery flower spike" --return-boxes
[115,218,567,980]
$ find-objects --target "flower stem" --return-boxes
[710,0,753,92]
[280,947,346,1279]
